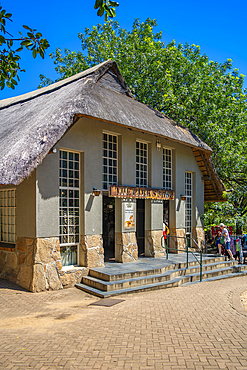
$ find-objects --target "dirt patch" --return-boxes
[240,290,247,311]
[0,312,82,330]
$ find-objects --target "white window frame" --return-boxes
[0,189,16,244]
[163,147,172,190]
[59,149,80,266]
[136,140,148,188]
[185,172,192,234]
[102,132,118,191]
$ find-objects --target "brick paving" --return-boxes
[0,276,247,369]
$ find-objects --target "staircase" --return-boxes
[75,255,247,298]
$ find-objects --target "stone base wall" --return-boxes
[80,234,104,268]
[0,237,87,292]
[0,237,35,291]
[169,228,186,253]
[192,227,205,249]
[145,230,164,258]
[115,232,138,263]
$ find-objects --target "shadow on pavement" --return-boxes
[0,278,29,292]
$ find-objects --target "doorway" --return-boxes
[103,196,115,262]
[163,200,169,225]
[136,199,145,256]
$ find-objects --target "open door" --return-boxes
[136,199,145,256]
[103,195,115,262]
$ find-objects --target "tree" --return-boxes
[0,5,49,90]
[39,19,247,231]
[94,0,119,21]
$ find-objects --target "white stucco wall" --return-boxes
[15,116,204,240]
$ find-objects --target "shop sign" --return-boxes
[123,202,135,229]
[110,185,174,200]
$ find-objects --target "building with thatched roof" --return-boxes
[0,60,225,292]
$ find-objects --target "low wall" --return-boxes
[0,237,88,292]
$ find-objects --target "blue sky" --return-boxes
[1,0,247,100]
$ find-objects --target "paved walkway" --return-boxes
[0,276,247,370]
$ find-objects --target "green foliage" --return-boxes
[39,19,247,229]
[0,6,49,90]
[94,1,119,21]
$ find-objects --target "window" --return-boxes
[59,150,80,266]
[102,133,118,190]
[163,148,172,190]
[136,141,148,187]
[0,189,16,243]
[185,172,192,233]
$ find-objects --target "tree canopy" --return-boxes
[94,0,119,21]
[0,5,49,90]
[39,19,247,232]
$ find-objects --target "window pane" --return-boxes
[0,189,16,243]
[136,141,148,188]
[163,148,172,190]
[59,150,80,265]
[102,133,118,190]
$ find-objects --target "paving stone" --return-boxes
[0,276,247,369]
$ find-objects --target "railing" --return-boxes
[161,234,203,281]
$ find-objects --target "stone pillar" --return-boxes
[169,228,186,253]
[145,230,164,257]
[115,231,138,263]
[192,227,205,249]
[115,198,138,263]
[80,234,104,268]
[145,199,163,257]
[32,237,63,292]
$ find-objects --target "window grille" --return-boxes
[163,148,172,190]
[185,172,192,233]
[0,189,16,243]
[59,150,80,266]
[136,141,148,188]
[102,133,118,190]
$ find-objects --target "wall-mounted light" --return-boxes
[48,148,57,154]
[156,140,161,151]
[180,195,186,201]
[92,188,101,196]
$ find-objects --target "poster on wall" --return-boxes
[123,202,135,229]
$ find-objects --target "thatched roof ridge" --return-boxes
[0,60,133,110]
[0,60,214,188]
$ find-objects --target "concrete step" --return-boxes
[182,270,247,286]
[76,269,247,298]
[82,260,238,292]
[89,256,227,282]
[75,255,247,297]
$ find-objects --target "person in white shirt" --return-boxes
[219,223,234,260]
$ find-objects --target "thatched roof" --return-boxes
[0,60,224,200]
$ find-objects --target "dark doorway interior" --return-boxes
[103,196,115,262]
[163,200,169,225]
[136,199,145,256]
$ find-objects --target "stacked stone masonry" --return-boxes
[145,230,164,258]
[80,234,104,268]
[0,228,205,292]
[0,237,87,292]
[115,232,138,263]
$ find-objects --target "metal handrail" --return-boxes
[161,235,203,281]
